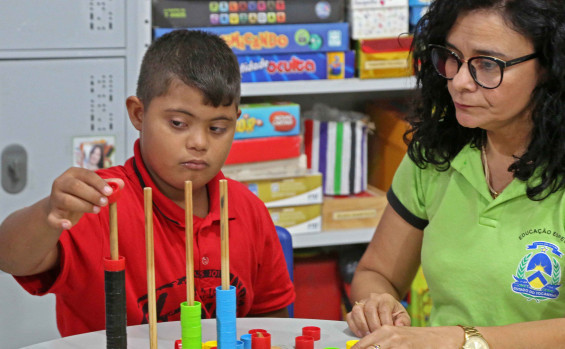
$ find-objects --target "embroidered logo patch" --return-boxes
[512,241,562,302]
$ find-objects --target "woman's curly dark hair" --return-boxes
[407,0,565,200]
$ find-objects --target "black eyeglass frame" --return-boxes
[428,44,538,89]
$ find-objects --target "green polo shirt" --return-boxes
[389,144,565,327]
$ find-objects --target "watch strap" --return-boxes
[458,325,488,348]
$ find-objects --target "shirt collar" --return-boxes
[451,143,527,202]
[131,139,235,228]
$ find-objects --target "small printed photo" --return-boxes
[73,136,116,170]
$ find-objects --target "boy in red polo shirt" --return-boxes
[0,30,295,337]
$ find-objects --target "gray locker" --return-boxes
[0,2,150,348]
[0,57,126,222]
[0,0,126,50]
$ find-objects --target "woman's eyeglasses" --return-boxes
[429,44,537,89]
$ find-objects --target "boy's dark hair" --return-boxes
[136,30,241,108]
[408,0,565,200]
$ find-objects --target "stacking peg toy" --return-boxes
[104,181,126,349]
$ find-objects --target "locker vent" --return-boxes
[90,74,115,132]
[89,0,115,31]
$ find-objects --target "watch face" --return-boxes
[463,336,489,349]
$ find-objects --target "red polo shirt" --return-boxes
[15,140,295,337]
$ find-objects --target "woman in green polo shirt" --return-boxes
[346,0,565,348]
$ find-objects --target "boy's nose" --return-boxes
[186,130,208,151]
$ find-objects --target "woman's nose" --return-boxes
[450,62,478,91]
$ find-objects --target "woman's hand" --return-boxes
[346,293,411,338]
[350,325,463,349]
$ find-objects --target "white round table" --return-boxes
[23,318,359,348]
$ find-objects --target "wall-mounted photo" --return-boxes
[73,136,116,170]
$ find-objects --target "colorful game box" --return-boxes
[356,36,413,79]
[409,3,429,30]
[152,0,345,27]
[239,51,354,82]
[347,0,409,39]
[153,22,349,55]
[236,102,300,140]
[349,0,407,8]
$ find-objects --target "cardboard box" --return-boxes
[222,154,308,181]
[348,6,408,39]
[268,204,322,235]
[154,22,350,54]
[349,0,407,8]
[409,5,428,29]
[236,102,300,139]
[366,99,410,191]
[152,0,345,27]
[243,172,323,207]
[357,36,413,79]
[322,186,386,230]
[226,135,302,164]
[240,51,355,82]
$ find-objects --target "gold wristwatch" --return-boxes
[458,325,490,349]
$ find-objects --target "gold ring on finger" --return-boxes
[354,301,365,306]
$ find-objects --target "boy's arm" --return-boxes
[0,167,122,276]
[0,197,63,276]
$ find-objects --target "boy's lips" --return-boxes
[181,160,208,170]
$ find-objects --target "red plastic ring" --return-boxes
[251,332,271,349]
[302,326,321,341]
[248,328,268,335]
[104,256,126,271]
[295,335,314,349]
[107,181,122,204]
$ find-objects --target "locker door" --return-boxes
[0,57,126,222]
[0,0,126,50]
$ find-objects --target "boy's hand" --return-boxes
[46,167,124,230]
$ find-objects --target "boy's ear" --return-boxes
[126,96,144,131]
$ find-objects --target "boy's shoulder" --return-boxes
[94,156,139,183]
[95,164,128,179]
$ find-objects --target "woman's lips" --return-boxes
[454,102,473,109]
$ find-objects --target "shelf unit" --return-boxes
[292,227,375,248]
[241,76,416,248]
[242,76,416,97]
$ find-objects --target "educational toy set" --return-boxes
[104,181,359,348]
[154,22,349,55]
[348,0,409,40]
[153,1,354,84]
[235,102,300,140]
[408,0,430,31]
[239,51,354,82]
[356,35,413,79]
[152,0,345,28]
